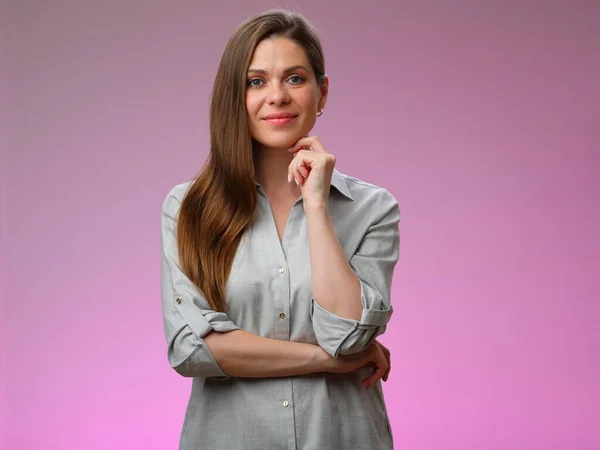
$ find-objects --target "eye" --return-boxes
[247,78,263,87]
[288,75,305,85]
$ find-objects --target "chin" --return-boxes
[253,134,302,150]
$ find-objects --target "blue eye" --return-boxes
[288,75,304,84]
[247,79,263,87]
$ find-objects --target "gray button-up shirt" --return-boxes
[161,168,401,450]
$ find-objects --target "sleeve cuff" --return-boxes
[174,341,232,379]
[310,298,359,358]
[172,293,241,379]
[174,292,241,337]
[310,281,393,358]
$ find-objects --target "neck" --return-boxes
[253,144,301,198]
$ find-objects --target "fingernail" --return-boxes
[287,174,291,183]
[295,177,300,185]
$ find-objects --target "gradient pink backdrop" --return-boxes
[2,1,599,449]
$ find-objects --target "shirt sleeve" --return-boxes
[310,190,401,358]
[160,186,241,379]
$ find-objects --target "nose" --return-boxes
[266,81,290,105]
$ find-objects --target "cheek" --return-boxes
[299,89,318,108]
[245,93,260,118]
[301,113,317,133]
[245,96,264,138]
[298,93,320,121]
[300,94,319,119]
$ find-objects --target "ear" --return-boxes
[318,74,329,110]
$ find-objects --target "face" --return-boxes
[245,37,328,151]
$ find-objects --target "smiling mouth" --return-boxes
[264,116,296,125]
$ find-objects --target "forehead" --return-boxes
[248,37,310,70]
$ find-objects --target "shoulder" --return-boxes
[161,180,194,217]
[337,171,400,217]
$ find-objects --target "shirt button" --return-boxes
[282,400,289,407]
[176,298,182,305]
[279,267,286,274]
[279,312,286,319]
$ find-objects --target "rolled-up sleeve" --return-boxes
[310,191,400,357]
[161,187,241,378]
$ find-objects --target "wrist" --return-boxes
[304,202,329,217]
[311,345,334,372]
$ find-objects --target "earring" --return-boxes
[317,108,323,117]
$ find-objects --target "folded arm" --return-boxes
[161,187,330,379]
[307,190,401,358]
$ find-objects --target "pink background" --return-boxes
[2,1,599,449]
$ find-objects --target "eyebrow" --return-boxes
[247,65,310,75]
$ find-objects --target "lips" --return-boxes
[263,113,297,120]
[263,113,297,126]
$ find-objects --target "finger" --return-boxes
[287,138,310,154]
[382,351,391,382]
[296,152,315,184]
[362,357,387,388]
[287,158,294,184]
[288,154,301,184]
[292,154,303,185]
[308,136,327,154]
[291,153,306,186]
[293,152,309,179]
[383,347,391,381]
[362,362,387,388]
[288,136,326,154]
[298,160,310,178]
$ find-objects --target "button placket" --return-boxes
[276,263,289,322]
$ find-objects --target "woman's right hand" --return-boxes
[321,341,389,388]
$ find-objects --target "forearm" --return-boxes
[204,329,331,378]
[306,204,362,321]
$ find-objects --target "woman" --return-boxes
[160,9,401,450]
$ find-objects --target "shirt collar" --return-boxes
[330,169,354,200]
[255,168,354,201]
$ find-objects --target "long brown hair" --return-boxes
[177,10,326,312]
